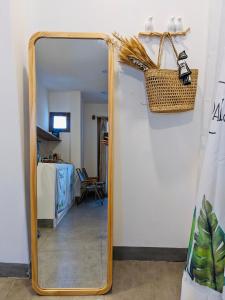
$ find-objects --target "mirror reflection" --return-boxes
[35,38,109,288]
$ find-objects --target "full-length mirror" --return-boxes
[29,33,113,295]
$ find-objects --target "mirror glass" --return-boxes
[35,38,109,289]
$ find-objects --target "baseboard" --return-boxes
[0,263,30,278]
[38,219,54,228]
[113,247,187,261]
[0,248,185,278]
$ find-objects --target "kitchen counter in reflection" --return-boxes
[37,162,75,228]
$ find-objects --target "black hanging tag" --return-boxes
[178,50,188,61]
[178,61,192,79]
[182,74,192,85]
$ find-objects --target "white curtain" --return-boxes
[181,2,225,299]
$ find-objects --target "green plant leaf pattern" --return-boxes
[186,206,196,279]
[187,195,225,293]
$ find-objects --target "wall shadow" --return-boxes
[23,67,31,268]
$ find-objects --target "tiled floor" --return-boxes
[0,260,185,300]
[38,197,108,288]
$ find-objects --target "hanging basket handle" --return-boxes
[157,32,179,68]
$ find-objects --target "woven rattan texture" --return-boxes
[145,69,198,113]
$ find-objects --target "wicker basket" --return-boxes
[145,34,198,113]
[145,69,198,113]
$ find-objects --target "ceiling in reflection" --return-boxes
[36,38,108,103]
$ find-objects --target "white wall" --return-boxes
[83,103,108,177]
[36,79,49,131]
[1,0,220,264]
[0,0,29,263]
[26,0,209,248]
[48,90,82,167]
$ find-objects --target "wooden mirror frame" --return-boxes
[28,32,114,296]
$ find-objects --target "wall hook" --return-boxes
[168,16,176,32]
[145,16,154,32]
[176,16,183,32]
[138,27,190,38]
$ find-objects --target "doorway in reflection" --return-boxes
[35,38,109,288]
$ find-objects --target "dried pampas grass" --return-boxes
[113,32,157,72]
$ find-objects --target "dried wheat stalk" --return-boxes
[113,32,157,71]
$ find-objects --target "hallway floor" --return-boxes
[0,260,185,300]
[38,197,107,288]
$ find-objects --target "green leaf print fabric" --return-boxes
[186,196,225,293]
[181,58,225,299]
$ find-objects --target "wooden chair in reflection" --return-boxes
[82,167,97,181]
[82,167,105,196]
[76,168,104,205]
